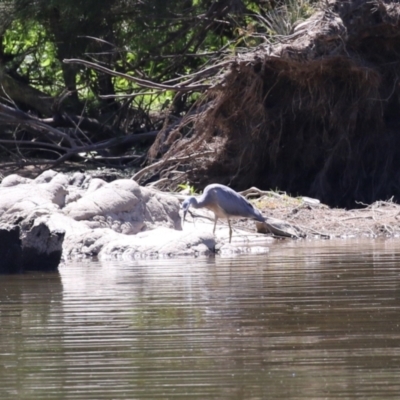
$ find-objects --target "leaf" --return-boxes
[40,58,51,67]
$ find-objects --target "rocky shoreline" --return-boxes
[0,170,273,273]
[1,169,399,274]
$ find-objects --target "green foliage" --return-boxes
[259,0,317,37]
[178,183,197,195]
[3,20,62,94]
[1,0,319,119]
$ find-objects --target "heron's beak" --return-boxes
[182,208,188,223]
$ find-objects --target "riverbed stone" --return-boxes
[0,174,32,187]
[0,181,67,215]
[63,179,181,233]
[99,228,215,259]
[21,218,65,271]
[0,224,22,274]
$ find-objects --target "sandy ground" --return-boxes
[239,192,400,240]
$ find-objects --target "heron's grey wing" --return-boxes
[213,187,264,221]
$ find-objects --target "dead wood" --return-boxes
[256,217,304,238]
[64,58,214,92]
[0,66,54,116]
[0,103,156,169]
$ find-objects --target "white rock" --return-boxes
[64,179,181,233]
[99,227,215,259]
[1,174,32,187]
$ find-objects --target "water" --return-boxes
[1,239,400,399]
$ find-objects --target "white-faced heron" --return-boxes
[181,183,265,243]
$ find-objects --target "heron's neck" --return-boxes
[189,197,203,209]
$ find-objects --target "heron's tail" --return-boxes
[253,209,265,222]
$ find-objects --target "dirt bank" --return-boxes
[239,192,400,240]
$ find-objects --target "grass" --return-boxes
[253,191,303,210]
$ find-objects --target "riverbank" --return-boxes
[1,166,400,275]
[248,193,400,240]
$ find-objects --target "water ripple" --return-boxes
[1,239,400,399]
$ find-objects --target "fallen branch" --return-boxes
[239,186,289,199]
[0,104,77,148]
[64,59,212,92]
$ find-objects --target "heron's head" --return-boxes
[181,197,194,222]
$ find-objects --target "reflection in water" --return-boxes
[1,239,400,399]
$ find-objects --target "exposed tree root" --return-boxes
[151,0,400,208]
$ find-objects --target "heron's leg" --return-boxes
[213,216,218,234]
[228,218,232,243]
